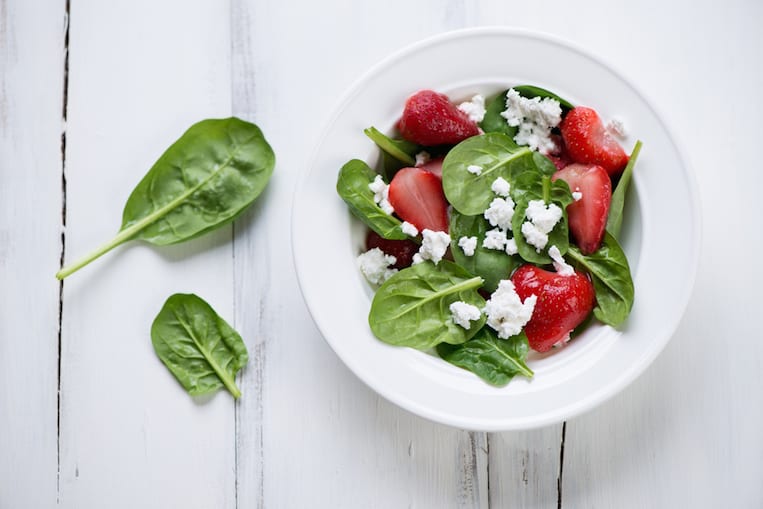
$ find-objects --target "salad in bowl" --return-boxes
[337,85,641,386]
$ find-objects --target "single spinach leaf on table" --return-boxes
[369,260,486,350]
[449,209,521,293]
[56,117,275,279]
[151,293,248,398]
[567,232,634,327]
[437,327,533,386]
[336,159,407,240]
[511,172,574,265]
[364,126,419,166]
[606,140,643,239]
[442,133,534,215]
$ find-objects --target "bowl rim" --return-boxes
[291,26,702,430]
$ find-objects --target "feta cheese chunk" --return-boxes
[466,164,483,176]
[521,199,563,251]
[415,151,431,167]
[484,197,515,231]
[521,222,549,252]
[401,221,419,237]
[416,229,451,265]
[491,177,511,197]
[457,94,486,123]
[500,88,562,154]
[357,248,397,285]
[548,245,574,276]
[484,280,537,339]
[449,301,482,330]
[458,236,478,256]
[482,228,508,251]
[505,237,518,256]
[368,175,394,215]
[572,191,583,201]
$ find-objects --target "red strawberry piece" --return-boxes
[418,156,444,180]
[560,106,628,175]
[388,167,450,233]
[365,230,419,269]
[552,163,612,255]
[397,90,480,146]
[511,265,595,353]
[547,134,572,170]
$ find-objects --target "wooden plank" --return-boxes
[0,0,64,506]
[58,1,235,507]
[230,0,489,506]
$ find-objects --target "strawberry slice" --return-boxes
[511,265,595,353]
[552,163,611,254]
[388,167,449,233]
[418,156,444,180]
[560,106,628,175]
[365,230,419,269]
[397,90,480,146]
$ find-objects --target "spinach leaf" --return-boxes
[567,232,634,327]
[480,90,516,137]
[449,209,521,293]
[151,293,248,398]
[606,140,643,239]
[511,172,573,264]
[437,327,533,386]
[336,159,407,240]
[56,118,275,279]
[369,260,485,350]
[442,133,534,215]
[364,126,418,166]
[511,85,574,110]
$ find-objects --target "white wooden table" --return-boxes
[2,1,761,507]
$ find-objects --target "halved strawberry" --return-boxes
[397,90,480,146]
[552,163,611,255]
[418,156,444,180]
[511,265,595,353]
[388,167,449,233]
[365,230,419,269]
[560,107,628,175]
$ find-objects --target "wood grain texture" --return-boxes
[0,1,64,507]
[58,1,235,507]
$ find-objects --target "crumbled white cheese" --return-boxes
[401,221,419,237]
[369,175,394,215]
[457,94,486,123]
[491,177,511,197]
[548,245,574,276]
[458,236,478,257]
[483,197,515,231]
[572,191,583,201]
[449,301,482,330]
[467,164,483,176]
[525,200,563,234]
[500,88,562,154]
[412,253,424,265]
[415,229,451,265]
[505,237,518,256]
[415,151,431,167]
[482,228,508,251]
[357,248,397,285]
[484,279,537,339]
[521,222,549,252]
[606,116,627,139]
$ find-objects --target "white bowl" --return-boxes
[292,27,700,430]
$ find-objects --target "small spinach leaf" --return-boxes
[369,260,485,350]
[567,232,634,327]
[364,126,418,166]
[442,133,534,215]
[511,173,573,264]
[449,209,521,293]
[56,118,275,279]
[606,140,643,239]
[480,90,516,137]
[437,327,533,386]
[336,159,407,240]
[511,85,574,110]
[151,293,248,398]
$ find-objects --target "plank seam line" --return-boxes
[56,0,71,503]
[557,421,567,509]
